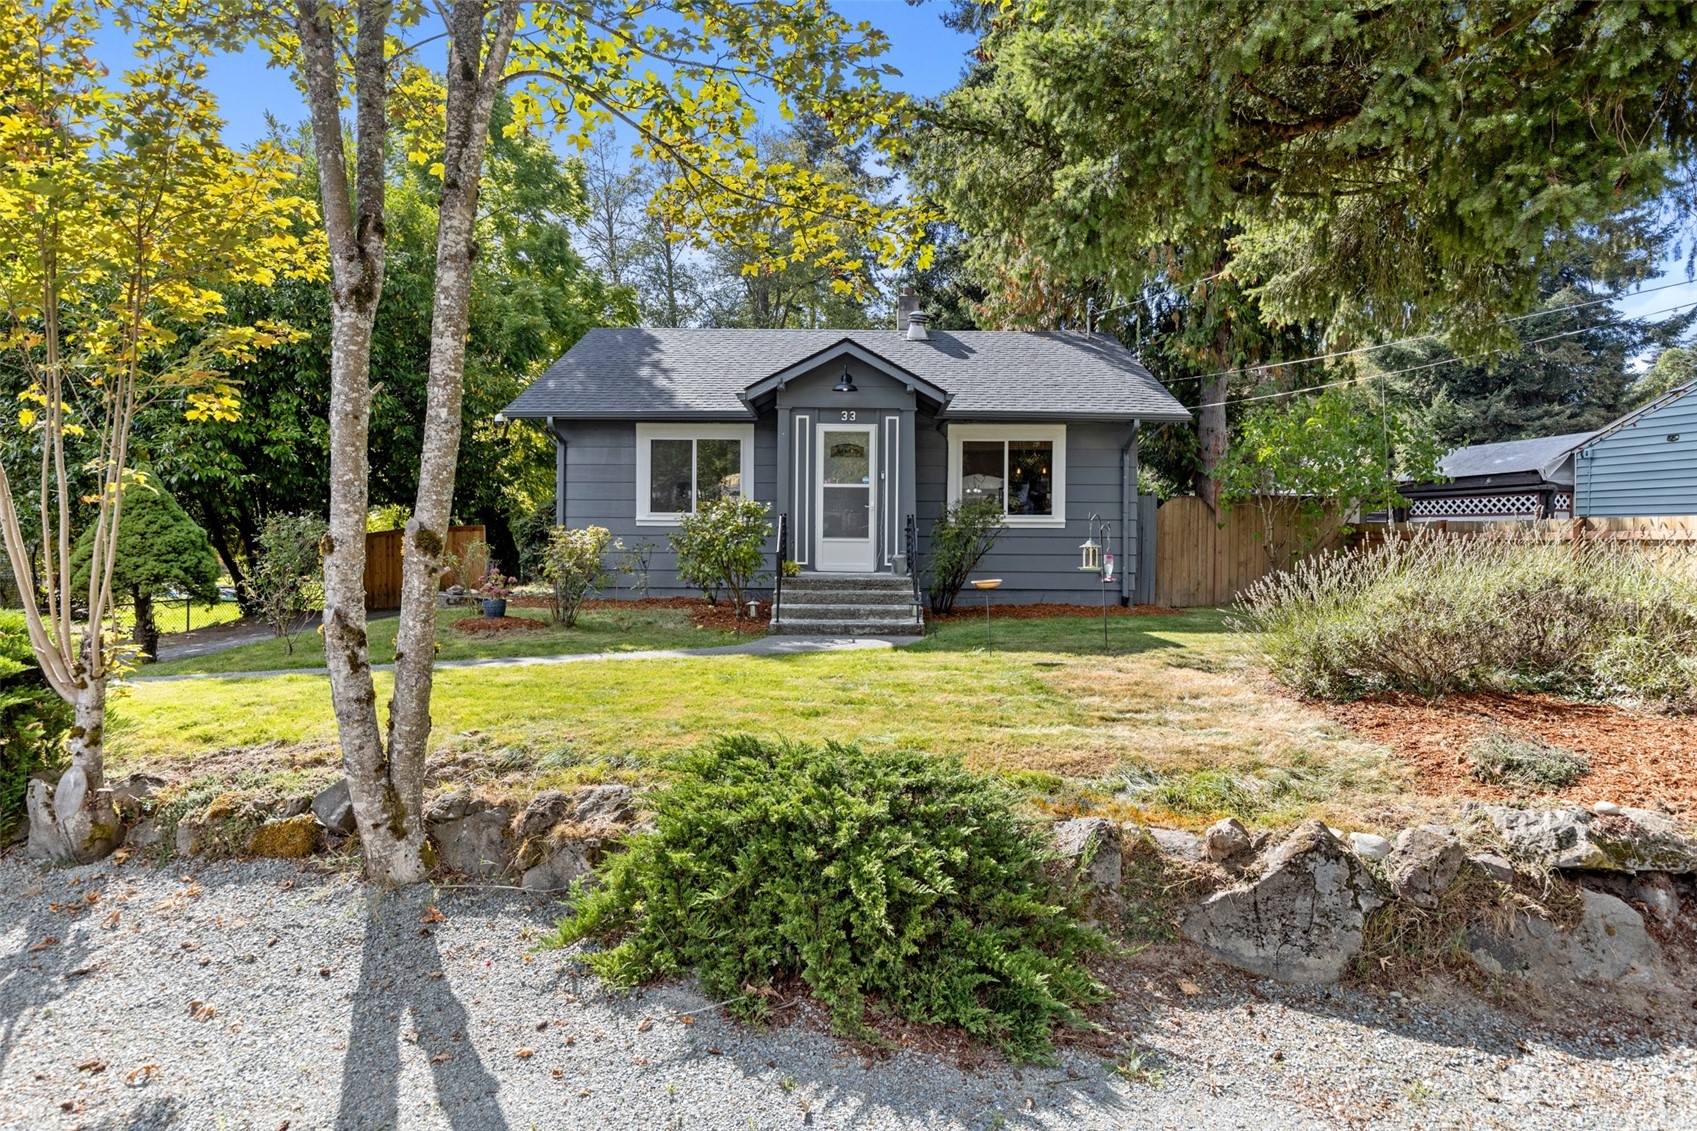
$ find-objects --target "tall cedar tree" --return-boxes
[912,0,1697,501]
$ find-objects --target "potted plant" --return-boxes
[479,569,512,619]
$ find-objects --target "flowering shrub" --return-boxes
[541,526,617,627]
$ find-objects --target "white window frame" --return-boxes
[635,422,756,526]
[946,423,1067,528]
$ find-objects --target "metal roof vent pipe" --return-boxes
[906,310,930,341]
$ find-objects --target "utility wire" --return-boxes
[1190,296,1697,412]
[1139,276,1697,387]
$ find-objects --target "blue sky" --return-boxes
[93,1,975,150]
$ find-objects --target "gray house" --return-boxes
[499,310,1190,631]
[1400,376,1697,521]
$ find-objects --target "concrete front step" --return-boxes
[781,590,915,608]
[773,572,923,634]
[770,618,924,636]
[782,573,913,592]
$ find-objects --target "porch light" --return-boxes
[833,363,857,394]
[1078,534,1101,572]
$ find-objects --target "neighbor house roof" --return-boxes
[1434,431,1598,484]
[500,328,1192,422]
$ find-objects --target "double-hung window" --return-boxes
[636,423,755,524]
[946,424,1066,528]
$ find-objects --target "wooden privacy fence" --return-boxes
[1154,495,1343,608]
[1354,516,1697,577]
[364,524,486,610]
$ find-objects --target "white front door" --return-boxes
[816,422,877,572]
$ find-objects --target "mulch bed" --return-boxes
[928,602,1185,622]
[451,614,548,635]
[504,595,770,634]
[1323,690,1697,817]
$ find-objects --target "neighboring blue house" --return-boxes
[498,307,1190,630]
[1575,379,1697,517]
[1400,377,1697,521]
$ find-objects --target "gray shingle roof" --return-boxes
[500,328,1191,421]
[1437,431,1596,482]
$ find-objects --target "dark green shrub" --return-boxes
[1239,535,1697,706]
[0,611,73,832]
[1467,732,1591,790]
[926,497,1004,614]
[545,736,1107,1060]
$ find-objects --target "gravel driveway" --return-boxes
[2,855,1693,1130]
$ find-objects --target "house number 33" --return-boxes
[840,410,857,421]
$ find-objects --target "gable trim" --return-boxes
[738,338,952,406]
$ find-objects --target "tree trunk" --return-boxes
[132,587,159,661]
[1194,372,1229,509]
[295,0,428,885]
[387,0,520,829]
[26,671,119,863]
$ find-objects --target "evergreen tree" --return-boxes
[71,477,221,662]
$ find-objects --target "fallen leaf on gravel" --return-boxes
[188,1001,217,1023]
[75,1059,106,1074]
[84,890,101,905]
[632,1057,650,1066]
[679,1015,695,1026]
[431,1053,453,1065]
[422,906,446,924]
[707,1047,723,1056]
[124,1063,158,1086]
[637,1017,653,1032]
[551,1069,563,1079]
[427,971,444,980]
[28,937,59,952]
[102,910,120,929]
[318,967,332,978]
[1178,980,1202,996]
[578,1089,591,1098]
[515,1048,535,1059]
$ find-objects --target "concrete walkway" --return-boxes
[129,634,912,682]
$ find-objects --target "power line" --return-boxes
[1141,276,1697,387]
[1190,296,1697,412]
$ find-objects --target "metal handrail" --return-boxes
[904,512,920,609]
[774,512,788,626]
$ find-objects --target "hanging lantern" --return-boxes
[1078,534,1101,572]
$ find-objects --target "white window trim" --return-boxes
[946,423,1067,528]
[635,422,756,526]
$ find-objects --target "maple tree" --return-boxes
[0,1,318,861]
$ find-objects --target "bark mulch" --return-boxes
[509,595,770,634]
[1323,690,1697,818]
[451,614,549,635]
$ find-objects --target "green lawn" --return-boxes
[109,609,1404,828]
[145,604,743,676]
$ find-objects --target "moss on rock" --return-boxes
[248,814,320,859]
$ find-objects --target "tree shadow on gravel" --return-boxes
[334,891,510,1131]
[0,869,97,1080]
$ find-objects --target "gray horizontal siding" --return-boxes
[915,418,1135,605]
[1576,395,1697,517]
[559,416,779,596]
